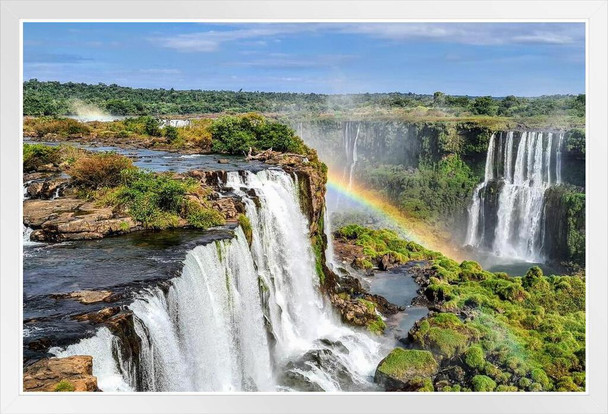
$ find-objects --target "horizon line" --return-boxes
[23,79,584,99]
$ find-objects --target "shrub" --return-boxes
[23,143,61,171]
[108,170,224,230]
[184,201,225,229]
[210,114,305,155]
[69,152,134,189]
[523,266,544,288]
[24,117,91,138]
[164,125,179,141]
[53,380,75,392]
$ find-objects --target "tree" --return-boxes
[470,96,498,116]
[497,95,520,116]
[143,116,161,136]
[433,91,446,106]
[164,125,179,142]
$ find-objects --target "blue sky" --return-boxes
[23,22,585,96]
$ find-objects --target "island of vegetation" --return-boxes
[335,225,585,392]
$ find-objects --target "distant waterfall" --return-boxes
[465,131,565,262]
[343,121,360,190]
[52,169,381,392]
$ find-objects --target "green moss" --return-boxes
[357,298,376,313]
[53,380,75,392]
[238,214,253,246]
[531,368,551,390]
[472,375,497,392]
[495,385,518,392]
[367,316,387,335]
[464,345,485,369]
[312,235,325,285]
[336,224,440,268]
[335,224,585,392]
[377,348,438,379]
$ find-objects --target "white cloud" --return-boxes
[339,23,584,46]
[152,25,312,52]
[151,23,583,53]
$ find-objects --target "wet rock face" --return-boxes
[23,355,99,392]
[188,169,228,189]
[26,178,68,199]
[329,293,378,328]
[280,340,358,391]
[210,197,245,220]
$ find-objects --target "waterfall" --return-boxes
[556,132,564,184]
[323,206,336,271]
[465,131,565,262]
[343,121,360,190]
[465,133,496,246]
[51,169,382,392]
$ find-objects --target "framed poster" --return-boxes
[1,1,606,413]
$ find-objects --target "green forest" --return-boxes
[23,80,585,119]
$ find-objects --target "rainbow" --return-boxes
[326,170,464,261]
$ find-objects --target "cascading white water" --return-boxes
[323,207,336,271]
[465,131,565,262]
[344,122,361,189]
[465,133,496,246]
[52,169,383,392]
[343,121,360,190]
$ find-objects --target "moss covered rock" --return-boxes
[472,374,497,392]
[374,348,438,391]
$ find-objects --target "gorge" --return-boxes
[293,119,585,271]
[22,112,586,393]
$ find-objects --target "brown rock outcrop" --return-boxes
[26,178,68,199]
[24,198,138,242]
[23,355,99,392]
[53,290,115,304]
[329,293,379,328]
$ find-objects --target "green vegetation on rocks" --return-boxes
[374,348,438,391]
[53,380,75,392]
[238,214,253,246]
[336,224,440,269]
[342,227,586,392]
[23,143,62,172]
[471,375,497,392]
